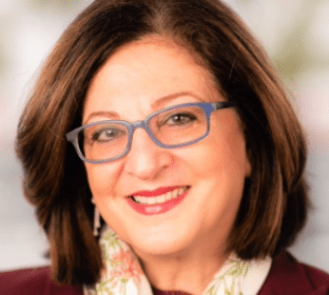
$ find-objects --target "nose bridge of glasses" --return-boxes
[130,120,159,146]
[131,120,146,132]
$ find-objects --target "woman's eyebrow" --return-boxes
[83,111,119,125]
[151,91,202,109]
[83,91,202,124]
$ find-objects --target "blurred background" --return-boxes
[0,0,328,272]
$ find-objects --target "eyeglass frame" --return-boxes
[66,100,237,164]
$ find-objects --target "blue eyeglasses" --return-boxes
[66,100,237,164]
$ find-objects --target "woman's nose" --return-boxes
[124,128,173,180]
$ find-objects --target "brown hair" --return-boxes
[16,0,308,286]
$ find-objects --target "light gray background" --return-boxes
[1,0,328,272]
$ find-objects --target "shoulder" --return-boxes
[259,251,329,295]
[0,267,83,295]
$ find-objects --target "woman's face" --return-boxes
[83,36,251,258]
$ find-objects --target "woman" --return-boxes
[1,0,328,294]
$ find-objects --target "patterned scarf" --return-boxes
[84,227,272,295]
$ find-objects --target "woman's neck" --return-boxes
[134,244,229,295]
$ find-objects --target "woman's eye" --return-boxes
[165,113,197,126]
[92,128,124,142]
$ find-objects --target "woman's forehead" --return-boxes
[82,37,222,123]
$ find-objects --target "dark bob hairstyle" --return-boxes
[16,0,308,286]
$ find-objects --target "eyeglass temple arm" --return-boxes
[214,100,237,110]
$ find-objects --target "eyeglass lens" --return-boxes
[78,105,208,162]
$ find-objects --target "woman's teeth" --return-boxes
[132,187,188,205]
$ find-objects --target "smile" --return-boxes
[126,186,190,215]
[133,186,188,205]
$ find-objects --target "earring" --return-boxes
[91,198,101,236]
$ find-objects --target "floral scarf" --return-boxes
[84,227,272,295]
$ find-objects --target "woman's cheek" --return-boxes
[85,163,122,197]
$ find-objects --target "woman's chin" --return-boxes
[128,234,191,258]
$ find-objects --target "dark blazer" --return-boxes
[1,252,328,295]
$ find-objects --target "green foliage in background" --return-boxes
[29,0,82,10]
[272,0,329,82]
[273,24,311,81]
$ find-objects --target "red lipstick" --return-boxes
[131,186,182,197]
[126,186,190,215]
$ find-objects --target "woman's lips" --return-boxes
[130,185,185,197]
[126,186,190,215]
